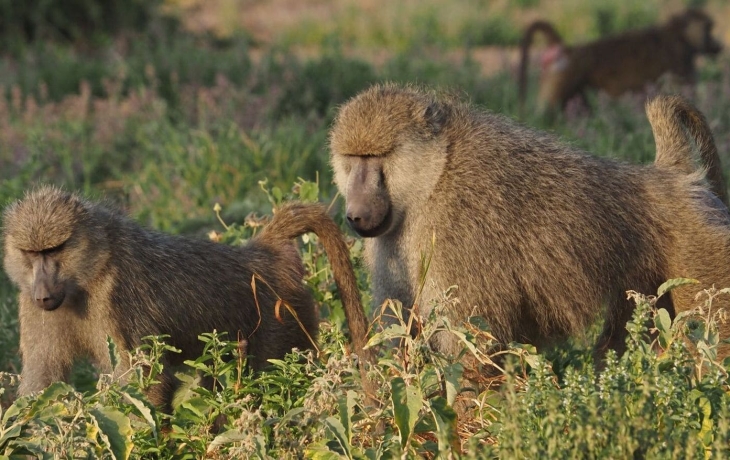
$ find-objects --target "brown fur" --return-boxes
[648,95,728,207]
[518,9,723,113]
[2,186,371,408]
[330,84,730,362]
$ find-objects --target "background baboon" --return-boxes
[2,186,371,408]
[518,9,723,113]
[330,84,730,361]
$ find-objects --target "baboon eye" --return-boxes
[40,242,66,256]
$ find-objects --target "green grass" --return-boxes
[1,1,730,456]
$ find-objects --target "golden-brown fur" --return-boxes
[2,186,371,408]
[648,95,728,206]
[330,84,730,362]
[518,9,723,113]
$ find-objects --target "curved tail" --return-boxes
[518,20,564,114]
[646,95,728,206]
[257,202,374,363]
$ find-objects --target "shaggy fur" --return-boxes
[648,95,728,206]
[3,186,370,408]
[330,84,730,360]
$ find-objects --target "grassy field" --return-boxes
[1,0,730,457]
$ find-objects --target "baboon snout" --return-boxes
[346,203,375,229]
[346,200,392,238]
[33,282,65,311]
[345,156,392,237]
[31,258,66,311]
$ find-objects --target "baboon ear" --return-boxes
[422,102,448,135]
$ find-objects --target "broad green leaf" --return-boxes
[0,423,21,446]
[308,452,343,460]
[697,341,716,362]
[179,397,213,420]
[272,186,283,203]
[391,377,422,449]
[337,393,354,443]
[298,181,319,203]
[657,278,699,297]
[279,407,306,426]
[28,382,74,417]
[86,420,99,442]
[324,416,352,459]
[467,316,492,332]
[5,439,53,460]
[695,396,714,447]
[306,441,346,460]
[443,363,463,407]
[654,308,672,349]
[37,402,69,422]
[430,397,459,454]
[1,398,27,425]
[90,407,133,460]
[366,324,408,348]
[207,429,250,452]
[123,389,158,438]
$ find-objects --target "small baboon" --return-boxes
[2,186,371,408]
[330,84,730,362]
[518,9,723,113]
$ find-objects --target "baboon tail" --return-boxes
[518,20,564,114]
[258,202,373,363]
[647,95,728,206]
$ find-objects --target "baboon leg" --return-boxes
[593,294,637,361]
[18,348,73,396]
[98,346,177,411]
[594,289,673,362]
[17,305,75,395]
[18,355,72,395]
[143,366,179,412]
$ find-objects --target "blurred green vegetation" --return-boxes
[0,0,165,53]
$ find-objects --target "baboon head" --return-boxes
[676,9,723,55]
[330,84,451,238]
[3,186,108,311]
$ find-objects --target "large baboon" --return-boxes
[2,186,371,408]
[518,9,723,113]
[330,84,730,361]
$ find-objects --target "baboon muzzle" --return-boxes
[32,258,65,311]
[345,156,393,237]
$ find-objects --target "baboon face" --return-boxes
[335,155,393,237]
[14,243,70,310]
[681,11,722,55]
[330,86,451,238]
[3,187,102,311]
